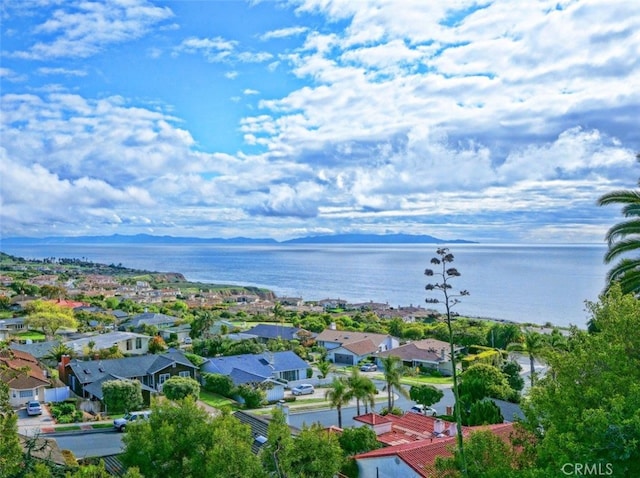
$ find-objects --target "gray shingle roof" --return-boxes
[68,350,197,384]
[201,351,308,380]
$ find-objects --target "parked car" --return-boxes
[291,384,315,396]
[360,363,378,372]
[409,404,437,416]
[26,400,42,416]
[113,410,151,432]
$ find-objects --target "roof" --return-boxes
[123,312,180,328]
[377,339,458,363]
[243,323,306,341]
[355,422,516,477]
[342,338,379,356]
[233,410,300,454]
[315,329,393,347]
[0,348,49,389]
[67,349,197,385]
[10,339,60,359]
[64,331,151,352]
[201,351,308,383]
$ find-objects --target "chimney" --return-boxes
[448,422,457,436]
[434,419,445,434]
[441,348,446,360]
[58,354,71,382]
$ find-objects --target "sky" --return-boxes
[1,0,639,244]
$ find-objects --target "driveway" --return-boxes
[16,402,56,437]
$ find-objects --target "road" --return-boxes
[54,430,124,459]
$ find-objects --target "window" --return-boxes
[281,370,298,382]
[179,371,190,378]
[20,390,34,398]
[136,338,142,349]
[126,340,132,351]
[158,373,170,385]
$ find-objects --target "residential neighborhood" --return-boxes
[1,251,635,477]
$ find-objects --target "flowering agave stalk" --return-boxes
[425,248,469,476]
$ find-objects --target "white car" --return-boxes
[113,410,151,431]
[291,384,315,396]
[26,400,42,416]
[409,404,437,416]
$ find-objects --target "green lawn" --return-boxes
[13,330,46,341]
[199,390,242,411]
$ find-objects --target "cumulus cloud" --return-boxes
[8,0,173,60]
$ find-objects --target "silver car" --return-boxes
[291,384,315,396]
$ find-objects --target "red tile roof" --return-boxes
[0,348,49,389]
[355,418,516,477]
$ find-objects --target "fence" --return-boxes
[44,386,70,403]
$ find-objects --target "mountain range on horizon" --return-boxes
[1,233,476,245]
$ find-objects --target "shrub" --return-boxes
[203,373,234,397]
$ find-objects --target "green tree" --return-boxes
[43,342,74,364]
[202,373,235,397]
[501,360,524,393]
[283,423,344,478]
[102,379,144,414]
[0,348,22,478]
[597,153,640,295]
[121,397,262,478]
[508,330,545,389]
[409,384,444,411]
[325,376,351,428]
[459,363,513,403]
[425,247,469,476]
[201,412,267,478]
[466,399,504,426]
[527,284,640,476]
[25,300,78,338]
[316,360,334,379]
[163,376,201,401]
[347,368,376,416]
[380,355,409,411]
[262,407,294,477]
[486,322,522,350]
[338,426,381,456]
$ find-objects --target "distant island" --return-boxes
[1,233,476,245]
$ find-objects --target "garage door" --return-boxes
[334,353,354,365]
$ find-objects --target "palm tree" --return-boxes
[316,360,335,379]
[597,153,640,295]
[508,330,546,388]
[380,355,409,412]
[347,368,377,416]
[325,376,351,428]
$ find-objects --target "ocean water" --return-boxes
[0,243,609,328]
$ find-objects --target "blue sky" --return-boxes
[1,0,639,243]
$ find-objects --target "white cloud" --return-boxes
[260,26,308,41]
[9,0,173,60]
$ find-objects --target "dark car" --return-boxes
[26,400,42,416]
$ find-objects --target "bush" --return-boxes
[234,384,265,409]
[203,373,234,397]
[379,406,403,416]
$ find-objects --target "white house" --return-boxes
[315,329,399,365]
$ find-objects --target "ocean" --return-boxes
[0,243,610,329]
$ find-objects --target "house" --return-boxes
[10,340,62,367]
[234,409,300,454]
[207,319,236,336]
[243,323,313,343]
[0,348,50,407]
[354,413,516,477]
[63,331,152,357]
[0,317,27,340]
[157,324,191,344]
[315,329,399,365]
[376,339,463,376]
[201,351,310,402]
[59,349,198,403]
[119,312,181,331]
